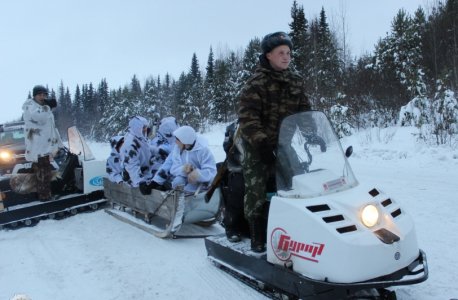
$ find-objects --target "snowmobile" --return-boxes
[0,126,107,229]
[205,111,428,300]
[103,176,223,238]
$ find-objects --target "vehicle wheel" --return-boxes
[24,219,32,226]
[70,208,78,215]
[58,212,65,217]
[10,222,18,227]
[90,203,99,210]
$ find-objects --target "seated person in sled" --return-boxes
[170,126,217,194]
[139,117,181,194]
[148,116,180,176]
[120,116,154,188]
[106,136,124,185]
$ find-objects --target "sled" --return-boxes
[205,111,428,299]
[0,126,107,229]
[103,178,223,238]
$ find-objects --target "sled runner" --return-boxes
[103,178,223,238]
[205,111,428,300]
[0,126,106,229]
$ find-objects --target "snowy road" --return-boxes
[1,126,457,300]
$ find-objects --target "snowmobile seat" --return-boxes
[51,153,79,193]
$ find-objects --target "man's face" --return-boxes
[266,45,291,71]
[142,126,147,136]
[34,93,47,105]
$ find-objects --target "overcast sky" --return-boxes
[0,0,427,124]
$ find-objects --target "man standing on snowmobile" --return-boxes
[120,116,154,188]
[238,32,313,252]
[22,85,63,201]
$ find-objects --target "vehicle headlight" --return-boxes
[0,151,13,162]
[361,204,379,227]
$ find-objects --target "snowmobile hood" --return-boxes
[109,136,124,155]
[128,116,148,140]
[158,117,179,145]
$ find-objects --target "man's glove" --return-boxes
[182,163,194,174]
[139,182,152,195]
[187,170,200,184]
[148,180,166,191]
[257,139,276,164]
[304,134,327,152]
[44,99,57,109]
[122,169,130,182]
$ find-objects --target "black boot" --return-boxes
[249,217,266,253]
[223,211,241,243]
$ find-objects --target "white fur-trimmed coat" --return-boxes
[22,98,63,162]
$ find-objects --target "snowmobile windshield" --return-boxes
[68,126,95,161]
[276,111,358,199]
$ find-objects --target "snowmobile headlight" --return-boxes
[0,151,13,162]
[361,205,379,227]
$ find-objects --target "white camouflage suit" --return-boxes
[22,98,63,162]
[120,117,154,187]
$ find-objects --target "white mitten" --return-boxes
[187,170,200,184]
[181,163,194,174]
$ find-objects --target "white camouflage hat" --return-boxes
[173,126,196,145]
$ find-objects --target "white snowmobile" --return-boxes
[205,111,428,300]
[0,126,107,229]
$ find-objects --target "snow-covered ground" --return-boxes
[1,124,457,300]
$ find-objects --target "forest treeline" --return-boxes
[37,0,457,146]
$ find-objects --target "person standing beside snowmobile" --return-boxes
[120,116,154,188]
[106,136,125,185]
[170,126,217,194]
[238,32,313,252]
[22,85,63,201]
[222,120,249,242]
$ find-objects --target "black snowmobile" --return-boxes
[205,111,428,300]
[0,126,107,229]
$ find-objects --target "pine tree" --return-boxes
[184,53,205,130]
[289,1,310,77]
[316,7,341,110]
[204,47,216,123]
[72,85,83,129]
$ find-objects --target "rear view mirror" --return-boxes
[345,146,353,158]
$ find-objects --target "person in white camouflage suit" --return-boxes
[22,85,63,201]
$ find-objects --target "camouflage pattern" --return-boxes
[32,156,52,200]
[238,65,311,149]
[242,141,274,220]
[238,62,313,219]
